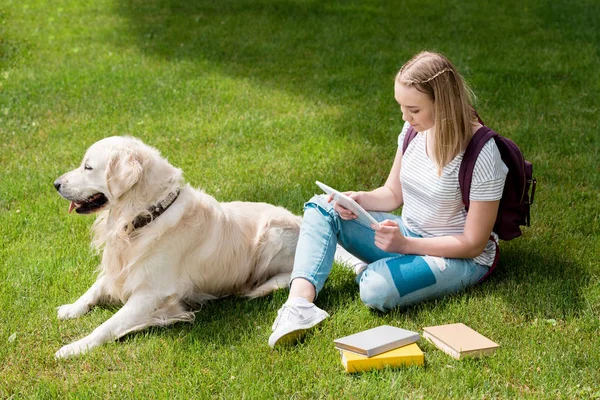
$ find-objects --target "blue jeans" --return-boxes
[290,195,489,312]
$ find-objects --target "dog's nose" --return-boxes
[54,180,61,191]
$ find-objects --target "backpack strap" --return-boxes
[402,126,418,154]
[458,127,498,209]
[461,128,501,282]
[478,236,499,283]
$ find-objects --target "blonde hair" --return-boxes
[396,51,477,175]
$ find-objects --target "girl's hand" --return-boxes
[372,220,409,253]
[328,191,364,220]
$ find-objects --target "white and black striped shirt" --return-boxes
[398,122,508,266]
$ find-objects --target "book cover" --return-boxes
[333,325,420,357]
[340,343,424,373]
[422,323,499,360]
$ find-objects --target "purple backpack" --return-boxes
[402,124,537,241]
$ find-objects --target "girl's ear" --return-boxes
[106,150,142,199]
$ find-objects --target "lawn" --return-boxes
[1,0,599,398]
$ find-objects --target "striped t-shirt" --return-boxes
[398,122,508,266]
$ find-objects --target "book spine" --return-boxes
[423,332,460,360]
[346,355,424,373]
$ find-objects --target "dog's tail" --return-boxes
[243,272,291,299]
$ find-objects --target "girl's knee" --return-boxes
[359,258,435,312]
[303,195,341,228]
[358,271,398,313]
[304,194,332,212]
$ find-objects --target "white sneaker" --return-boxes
[334,244,368,275]
[268,299,329,348]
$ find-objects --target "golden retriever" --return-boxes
[53,136,301,358]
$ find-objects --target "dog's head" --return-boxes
[54,136,170,214]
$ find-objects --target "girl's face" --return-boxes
[394,82,435,132]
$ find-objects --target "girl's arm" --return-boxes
[373,199,500,258]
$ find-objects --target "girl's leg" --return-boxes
[334,244,369,275]
[357,255,489,312]
[289,195,400,297]
[269,195,397,347]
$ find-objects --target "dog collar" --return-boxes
[131,189,181,231]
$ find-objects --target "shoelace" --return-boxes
[272,304,304,331]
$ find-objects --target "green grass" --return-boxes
[1,0,599,398]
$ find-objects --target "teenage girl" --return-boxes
[269,51,508,348]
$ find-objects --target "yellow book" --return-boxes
[340,343,424,373]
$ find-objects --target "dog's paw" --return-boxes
[54,341,89,359]
[57,303,88,320]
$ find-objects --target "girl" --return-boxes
[269,51,508,348]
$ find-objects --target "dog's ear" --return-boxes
[106,149,142,199]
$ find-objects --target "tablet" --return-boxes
[315,181,379,226]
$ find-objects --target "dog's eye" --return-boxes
[84,164,93,170]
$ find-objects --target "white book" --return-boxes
[315,181,379,226]
[334,325,420,358]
